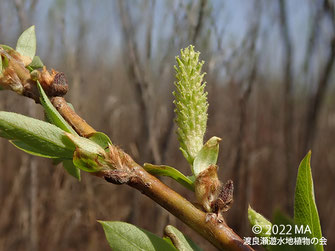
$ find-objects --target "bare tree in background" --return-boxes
[1,1,335,250]
[303,0,335,153]
[231,1,261,233]
[278,0,295,213]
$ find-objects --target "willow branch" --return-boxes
[50,87,253,251]
[51,97,96,137]
[0,55,253,250]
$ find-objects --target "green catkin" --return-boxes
[173,45,208,165]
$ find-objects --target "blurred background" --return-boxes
[0,0,334,250]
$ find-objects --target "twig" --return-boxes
[50,91,253,250]
[1,48,254,251]
[51,97,96,137]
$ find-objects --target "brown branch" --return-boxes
[51,97,96,137]
[94,146,253,251]
[48,92,253,250]
[46,93,253,250]
[0,46,254,251]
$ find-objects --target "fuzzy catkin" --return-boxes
[173,45,208,164]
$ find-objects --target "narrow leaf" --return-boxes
[0,111,75,158]
[37,81,77,135]
[143,163,194,191]
[164,225,203,251]
[63,159,81,180]
[98,221,178,251]
[193,136,221,177]
[294,151,323,251]
[10,140,59,158]
[16,25,36,61]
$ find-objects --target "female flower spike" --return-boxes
[173,45,208,165]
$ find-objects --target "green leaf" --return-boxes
[63,159,81,180]
[0,44,14,51]
[0,111,75,158]
[164,225,203,251]
[37,81,77,135]
[72,150,104,172]
[66,133,105,156]
[98,221,178,251]
[193,136,221,177]
[294,151,323,251]
[0,53,2,74]
[143,163,194,191]
[89,131,112,149]
[28,56,44,69]
[248,205,272,239]
[16,25,36,60]
[163,237,174,246]
[10,140,60,158]
[52,158,63,165]
[1,52,9,69]
[66,133,107,172]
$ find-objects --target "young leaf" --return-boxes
[294,151,323,251]
[1,51,9,69]
[63,159,81,181]
[0,44,14,51]
[88,131,112,149]
[0,53,2,74]
[143,163,194,191]
[66,133,107,172]
[0,111,75,158]
[66,133,106,156]
[174,45,208,164]
[248,205,272,238]
[37,81,77,135]
[98,221,178,251]
[164,225,203,251]
[16,25,36,61]
[28,56,44,69]
[193,136,221,177]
